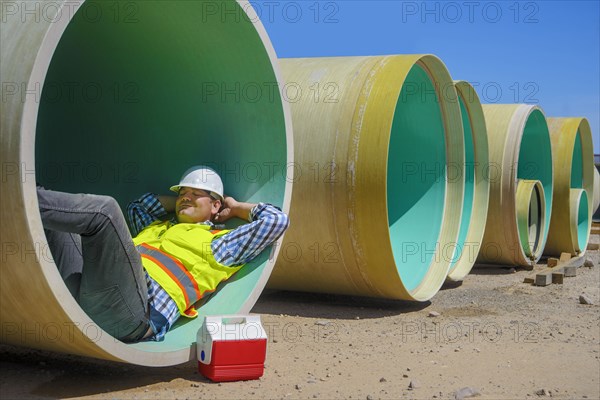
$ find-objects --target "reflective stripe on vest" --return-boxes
[137,243,201,316]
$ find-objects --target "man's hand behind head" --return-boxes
[215,196,255,223]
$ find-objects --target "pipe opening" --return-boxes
[34,1,288,353]
[571,130,584,189]
[574,189,590,252]
[595,168,600,220]
[449,93,475,272]
[516,180,545,258]
[517,109,553,244]
[528,183,543,255]
[387,64,446,292]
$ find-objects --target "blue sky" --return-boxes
[251,0,600,154]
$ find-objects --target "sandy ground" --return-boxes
[1,233,599,400]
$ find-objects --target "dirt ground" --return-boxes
[1,233,599,400]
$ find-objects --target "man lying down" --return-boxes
[38,166,289,342]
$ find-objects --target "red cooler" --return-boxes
[197,315,268,382]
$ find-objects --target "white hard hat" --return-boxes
[170,166,224,201]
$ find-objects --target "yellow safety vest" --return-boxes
[133,221,243,318]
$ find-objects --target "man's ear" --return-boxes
[212,199,222,213]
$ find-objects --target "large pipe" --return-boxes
[594,167,600,218]
[0,0,292,366]
[544,118,594,255]
[477,105,553,267]
[446,81,490,282]
[569,189,590,252]
[268,55,464,301]
[516,179,546,259]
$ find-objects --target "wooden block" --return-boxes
[547,258,559,268]
[559,252,572,263]
[523,255,582,284]
[563,266,577,277]
[552,271,564,284]
[587,243,599,251]
[535,273,553,286]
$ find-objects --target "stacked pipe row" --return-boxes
[270,60,597,293]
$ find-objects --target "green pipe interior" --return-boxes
[387,65,446,292]
[528,184,543,256]
[516,181,543,257]
[577,191,589,251]
[517,110,554,241]
[571,130,583,189]
[35,1,287,352]
[449,95,475,270]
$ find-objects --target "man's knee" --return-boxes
[93,195,121,218]
[90,195,132,238]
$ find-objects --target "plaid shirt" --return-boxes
[127,193,289,341]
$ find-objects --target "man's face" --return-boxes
[175,187,221,223]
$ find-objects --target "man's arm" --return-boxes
[126,193,177,236]
[211,198,290,266]
[214,196,255,223]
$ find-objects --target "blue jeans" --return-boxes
[37,186,149,342]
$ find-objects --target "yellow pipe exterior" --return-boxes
[544,118,594,256]
[446,81,490,282]
[269,55,464,301]
[477,105,554,267]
